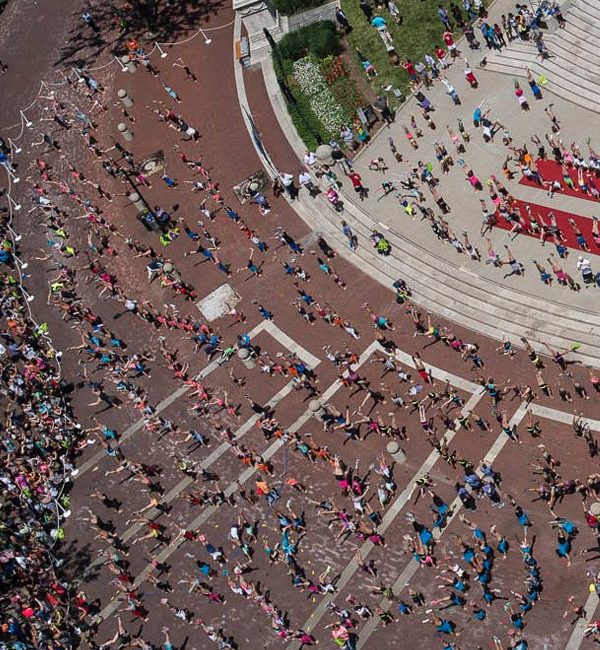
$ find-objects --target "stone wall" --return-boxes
[277,0,339,33]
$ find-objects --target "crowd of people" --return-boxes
[331,0,600,294]
[1,1,600,650]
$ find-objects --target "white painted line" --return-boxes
[565,591,599,650]
[80,377,299,586]
[94,343,378,623]
[529,403,600,431]
[75,320,318,478]
[262,320,321,367]
[355,404,528,648]
[286,388,486,649]
[392,347,481,393]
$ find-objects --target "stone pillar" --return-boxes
[309,399,326,420]
[118,89,133,107]
[128,192,146,213]
[237,347,256,370]
[315,143,334,166]
[118,123,133,142]
[386,441,406,464]
[121,55,136,73]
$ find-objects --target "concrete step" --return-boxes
[545,31,600,68]
[508,41,600,88]
[548,20,600,61]
[566,6,600,41]
[484,62,600,113]
[561,5,600,39]
[571,0,600,22]
[327,187,600,332]
[309,205,600,365]
[339,200,600,344]
[483,45,600,112]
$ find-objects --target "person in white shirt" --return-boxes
[299,170,319,198]
[279,172,298,200]
[303,150,317,168]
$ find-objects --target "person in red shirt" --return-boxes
[403,59,417,82]
[433,45,449,68]
[348,172,369,201]
[443,30,460,58]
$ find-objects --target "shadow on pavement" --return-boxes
[57,0,227,67]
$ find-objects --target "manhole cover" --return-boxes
[137,151,165,176]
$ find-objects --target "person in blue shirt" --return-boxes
[371,15,387,29]
[434,616,456,635]
[471,603,487,620]
[556,531,572,565]
[437,5,451,30]
[398,600,412,615]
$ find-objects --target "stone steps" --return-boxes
[544,30,600,68]
[294,191,600,365]
[571,0,600,23]
[343,201,600,338]
[509,41,600,91]
[482,45,600,114]
[482,0,600,114]
[566,5,600,42]
[242,8,283,59]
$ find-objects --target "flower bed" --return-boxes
[294,56,346,134]
[275,21,366,148]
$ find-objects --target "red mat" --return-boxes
[518,158,600,203]
[493,198,600,253]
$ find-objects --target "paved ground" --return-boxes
[2,1,600,649]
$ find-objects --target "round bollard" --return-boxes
[118,89,133,107]
[118,122,133,142]
[120,55,136,73]
[386,441,406,464]
[309,399,326,421]
[128,192,146,213]
[237,347,256,370]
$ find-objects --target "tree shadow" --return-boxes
[57,0,227,68]
[56,539,101,584]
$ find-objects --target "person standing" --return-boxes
[82,11,99,32]
[335,7,352,33]
[359,0,373,21]
[438,5,452,30]
[341,220,358,250]
[374,96,394,125]
[280,172,298,200]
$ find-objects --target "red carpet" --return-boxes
[493,198,600,253]
[518,159,600,203]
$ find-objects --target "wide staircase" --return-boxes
[297,192,600,368]
[482,0,600,114]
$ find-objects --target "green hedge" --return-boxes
[270,0,327,16]
[277,20,342,62]
[275,22,348,147]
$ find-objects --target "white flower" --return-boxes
[293,57,326,96]
[310,90,345,132]
[293,56,345,134]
